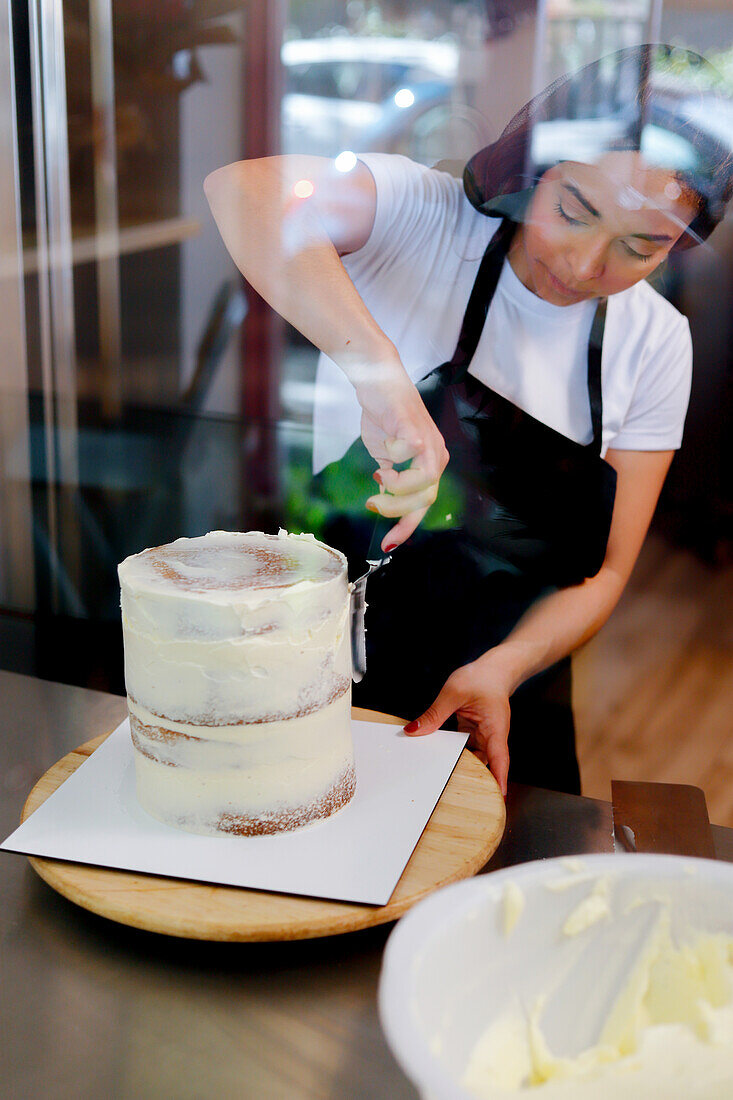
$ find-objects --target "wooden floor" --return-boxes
[573,533,733,827]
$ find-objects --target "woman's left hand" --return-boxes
[403,659,512,797]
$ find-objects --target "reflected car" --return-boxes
[531,95,732,180]
[281,36,459,161]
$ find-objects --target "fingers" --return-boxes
[373,463,436,497]
[365,482,438,518]
[466,719,510,798]
[485,736,510,798]
[360,414,447,479]
[403,675,511,797]
[384,432,447,486]
[402,652,512,798]
[403,682,460,737]
[360,420,422,467]
[360,409,447,535]
[366,455,440,527]
[380,508,428,552]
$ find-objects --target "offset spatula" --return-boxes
[350,514,394,684]
[612,780,716,858]
[350,554,392,683]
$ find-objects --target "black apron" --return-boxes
[320,218,617,794]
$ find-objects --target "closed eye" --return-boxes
[555,201,585,226]
[622,241,653,262]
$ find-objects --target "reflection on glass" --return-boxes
[204,27,733,795]
[0,1,730,712]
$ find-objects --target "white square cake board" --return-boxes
[2,719,468,906]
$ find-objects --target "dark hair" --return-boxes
[463,44,733,250]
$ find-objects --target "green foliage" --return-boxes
[283,439,465,541]
[655,44,733,93]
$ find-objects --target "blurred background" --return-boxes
[0,0,731,812]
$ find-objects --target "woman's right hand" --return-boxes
[203,157,448,547]
[354,359,449,551]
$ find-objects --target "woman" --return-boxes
[205,45,732,797]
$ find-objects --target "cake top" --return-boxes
[118,531,346,596]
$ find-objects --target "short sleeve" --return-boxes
[610,313,693,452]
[313,154,495,474]
[349,153,467,270]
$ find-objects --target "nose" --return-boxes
[569,238,607,283]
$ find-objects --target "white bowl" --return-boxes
[378,853,733,1100]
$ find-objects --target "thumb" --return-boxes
[385,435,418,464]
[403,687,457,737]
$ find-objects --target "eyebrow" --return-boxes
[627,230,674,242]
[563,183,599,217]
[561,183,673,243]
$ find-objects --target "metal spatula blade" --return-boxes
[350,555,392,683]
[611,780,716,858]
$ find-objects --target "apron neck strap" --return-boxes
[587,296,607,456]
[445,218,608,457]
[446,218,514,382]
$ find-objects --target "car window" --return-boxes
[285,60,411,103]
[286,62,340,99]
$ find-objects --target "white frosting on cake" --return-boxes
[118,530,355,836]
[120,530,347,640]
[122,599,350,724]
[132,693,354,836]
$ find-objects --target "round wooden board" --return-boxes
[21,708,505,942]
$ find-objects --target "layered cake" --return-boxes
[118,530,355,836]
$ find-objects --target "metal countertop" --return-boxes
[2,669,731,1099]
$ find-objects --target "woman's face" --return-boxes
[510,153,698,306]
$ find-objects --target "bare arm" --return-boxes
[204,156,383,368]
[204,156,448,547]
[405,449,674,794]
[474,449,673,689]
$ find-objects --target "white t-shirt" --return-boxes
[312,153,692,473]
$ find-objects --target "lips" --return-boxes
[544,265,581,298]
